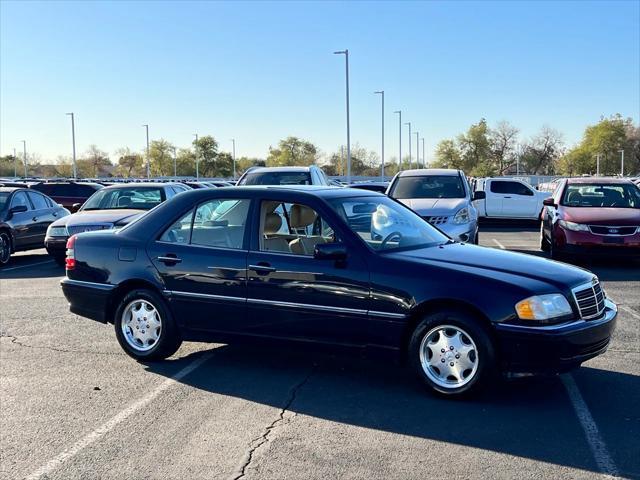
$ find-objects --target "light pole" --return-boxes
[142,124,150,178]
[374,91,384,178]
[172,146,177,177]
[415,131,419,169]
[619,149,625,176]
[66,113,77,178]
[13,148,17,178]
[596,154,601,176]
[404,122,412,169]
[231,139,236,180]
[193,133,199,179]
[421,137,425,168]
[340,145,345,176]
[394,111,402,171]
[21,140,27,178]
[334,49,351,183]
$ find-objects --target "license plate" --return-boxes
[603,237,624,244]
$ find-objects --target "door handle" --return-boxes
[249,264,276,274]
[157,255,182,264]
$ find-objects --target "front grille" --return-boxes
[589,225,638,236]
[423,216,449,225]
[572,280,605,319]
[67,224,112,236]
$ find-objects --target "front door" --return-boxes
[9,191,37,249]
[245,199,370,345]
[147,198,252,333]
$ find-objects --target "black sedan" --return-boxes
[0,187,69,266]
[45,183,190,264]
[61,186,617,396]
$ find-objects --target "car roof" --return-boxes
[244,166,313,173]
[566,177,635,185]
[101,182,184,190]
[179,184,377,200]
[0,186,25,193]
[397,168,460,177]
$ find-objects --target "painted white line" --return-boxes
[620,305,640,320]
[26,352,213,480]
[492,238,506,249]
[561,374,619,478]
[0,259,54,272]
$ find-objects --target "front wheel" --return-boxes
[114,289,182,361]
[0,231,12,266]
[409,310,495,396]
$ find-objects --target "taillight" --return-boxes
[65,235,76,270]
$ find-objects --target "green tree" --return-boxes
[458,119,492,174]
[115,148,144,177]
[433,139,463,169]
[194,135,219,177]
[176,148,196,177]
[149,139,175,176]
[266,137,318,167]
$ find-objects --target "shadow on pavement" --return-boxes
[0,253,64,279]
[146,344,639,478]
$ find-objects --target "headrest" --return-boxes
[264,212,282,234]
[289,204,317,228]
[118,196,132,207]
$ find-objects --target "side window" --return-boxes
[490,181,508,194]
[27,192,49,210]
[512,182,534,196]
[260,201,337,256]
[191,199,250,249]
[11,192,31,210]
[159,209,194,244]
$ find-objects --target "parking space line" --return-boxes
[492,239,506,249]
[561,374,619,478]
[25,352,214,480]
[0,260,55,272]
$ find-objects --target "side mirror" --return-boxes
[543,197,557,208]
[472,191,486,201]
[314,242,347,261]
[8,205,28,218]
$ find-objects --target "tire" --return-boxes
[473,229,479,245]
[113,288,182,361]
[549,232,562,260]
[53,254,66,267]
[540,223,550,252]
[0,231,12,267]
[408,309,495,397]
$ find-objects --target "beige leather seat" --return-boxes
[262,212,290,253]
[288,204,328,255]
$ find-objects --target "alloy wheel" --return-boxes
[0,233,11,265]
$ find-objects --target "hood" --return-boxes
[51,209,144,228]
[398,198,468,216]
[561,207,640,226]
[390,242,593,290]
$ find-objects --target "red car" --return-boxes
[541,177,640,259]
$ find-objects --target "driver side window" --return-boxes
[11,192,31,210]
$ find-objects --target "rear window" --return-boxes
[239,171,311,186]
[32,183,102,197]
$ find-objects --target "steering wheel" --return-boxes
[380,231,402,249]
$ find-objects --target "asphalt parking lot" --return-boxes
[1,225,639,480]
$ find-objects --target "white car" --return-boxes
[474,178,551,220]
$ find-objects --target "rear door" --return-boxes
[26,191,54,242]
[147,197,252,333]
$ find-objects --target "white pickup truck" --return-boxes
[473,178,552,220]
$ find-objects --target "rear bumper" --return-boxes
[494,299,617,374]
[61,278,115,324]
[45,236,68,256]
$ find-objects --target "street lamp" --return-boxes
[66,113,77,178]
[231,139,236,180]
[404,122,412,169]
[415,131,419,169]
[374,91,384,178]
[619,149,625,176]
[334,49,351,183]
[21,140,27,178]
[421,137,425,168]
[394,111,402,171]
[193,133,199,179]
[596,154,601,176]
[13,148,17,178]
[142,124,150,179]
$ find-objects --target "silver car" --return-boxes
[387,168,479,243]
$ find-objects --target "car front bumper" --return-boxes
[494,299,617,375]
[45,236,69,257]
[439,221,478,243]
[556,228,640,256]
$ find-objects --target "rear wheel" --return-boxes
[540,223,550,252]
[114,289,182,361]
[409,310,495,396]
[0,231,12,266]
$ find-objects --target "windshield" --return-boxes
[329,196,449,251]
[239,171,311,186]
[81,187,164,211]
[0,193,9,211]
[561,183,640,208]
[389,175,466,199]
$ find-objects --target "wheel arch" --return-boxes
[106,278,165,324]
[0,225,15,253]
[400,298,496,359]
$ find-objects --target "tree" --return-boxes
[519,126,563,175]
[176,148,196,177]
[433,139,463,169]
[236,156,265,175]
[489,121,519,174]
[115,148,144,177]
[80,145,111,177]
[215,152,234,178]
[194,136,219,177]
[149,139,175,177]
[457,119,492,174]
[266,137,318,167]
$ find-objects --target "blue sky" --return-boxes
[1,0,638,164]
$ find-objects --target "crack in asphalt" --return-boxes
[231,365,317,480]
[0,333,125,356]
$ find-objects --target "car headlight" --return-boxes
[558,220,589,232]
[452,207,470,225]
[515,294,572,321]
[47,225,69,237]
